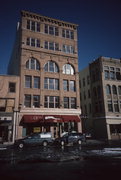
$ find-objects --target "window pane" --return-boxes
[34,77,40,88]
[63,80,68,91]
[31,59,35,69]
[33,95,40,107]
[24,95,31,107]
[25,76,32,88]
[70,81,75,91]
[9,83,16,93]
[64,97,69,108]
[71,97,76,109]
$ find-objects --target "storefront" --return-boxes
[20,115,81,138]
[0,114,13,142]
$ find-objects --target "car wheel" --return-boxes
[61,140,65,146]
[78,139,82,145]
[43,141,48,147]
[18,143,24,149]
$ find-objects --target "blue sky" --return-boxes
[0,0,121,74]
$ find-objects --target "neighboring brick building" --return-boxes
[0,75,19,142]
[6,10,81,140]
[79,56,121,140]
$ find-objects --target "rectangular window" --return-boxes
[107,100,113,112]
[62,44,74,54]
[25,76,32,88]
[44,24,59,36]
[70,97,76,109]
[63,80,68,91]
[44,78,59,90]
[26,38,40,48]
[34,77,40,89]
[44,96,59,108]
[9,82,16,93]
[24,95,31,107]
[114,101,119,112]
[27,20,40,32]
[33,95,40,108]
[49,26,54,35]
[62,29,74,39]
[64,97,69,108]
[49,42,54,50]
[69,81,75,91]
[104,70,110,79]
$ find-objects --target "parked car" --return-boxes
[14,132,54,148]
[54,132,86,146]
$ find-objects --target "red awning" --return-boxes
[20,115,44,124]
[62,115,80,122]
[20,115,80,125]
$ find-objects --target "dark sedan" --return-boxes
[54,132,86,146]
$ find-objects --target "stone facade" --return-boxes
[0,75,19,142]
[80,56,121,140]
[6,10,81,140]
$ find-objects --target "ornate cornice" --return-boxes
[21,10,78,30]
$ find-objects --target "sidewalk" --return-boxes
[0,142,13,149]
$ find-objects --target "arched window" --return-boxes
[118,86,121,95]
[26,58,40,70]
[44,61,59,73]
[106,85,111,95]
[63,64,74,75]
[112,85,117,95]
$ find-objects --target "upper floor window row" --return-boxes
[26,37,40,48]
[106,84,121,96]
[26,20,74,40]
[104,66,121,80]
[27,20,40,32]
[26,59,75,75]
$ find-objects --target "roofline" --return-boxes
[21,10,78,28]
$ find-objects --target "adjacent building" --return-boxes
[0,10,82,142]
[80,56,121,140]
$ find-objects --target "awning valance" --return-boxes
[62,115,80,122]
[20,115,81,125]
[21,115,44,124]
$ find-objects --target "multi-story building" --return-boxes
[80,56,121,140]
[0,75,19,142]
[4,10,81,141]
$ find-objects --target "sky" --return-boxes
[0,0,121,74]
